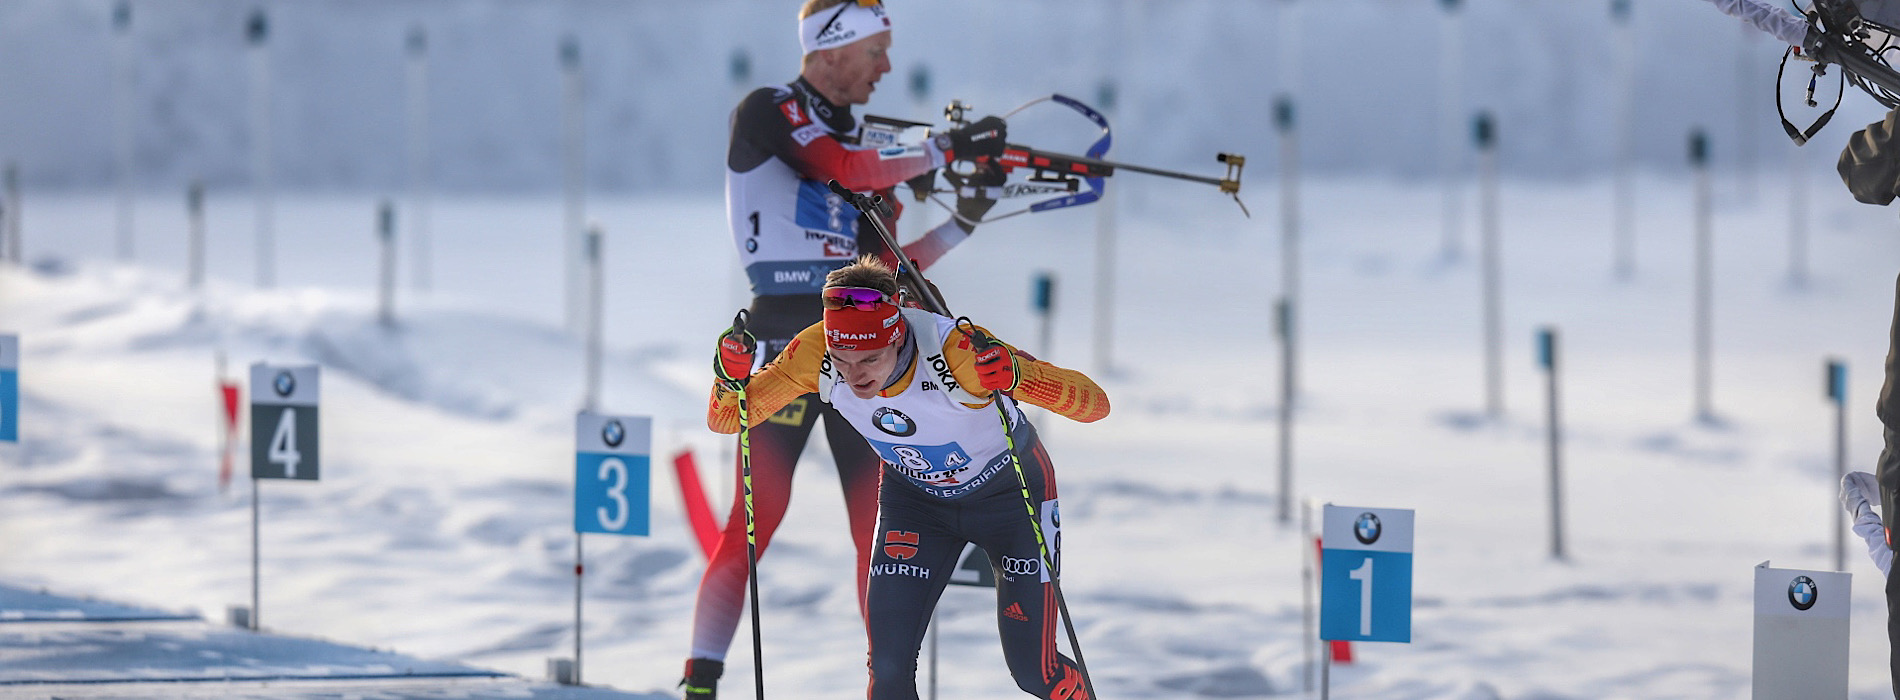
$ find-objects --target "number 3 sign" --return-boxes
[249,364,319,480]
[574,413,650,537]
[1320,505,1414,643]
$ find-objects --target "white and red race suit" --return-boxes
[726,77,947,296]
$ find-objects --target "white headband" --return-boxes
[799,2,890,55]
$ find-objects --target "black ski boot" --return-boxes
[680,658,723,700]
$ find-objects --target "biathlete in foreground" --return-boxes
[708,256,1107,700]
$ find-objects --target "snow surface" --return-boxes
[6,168,1900,699]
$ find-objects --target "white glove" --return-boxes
[1842,471,1880,520]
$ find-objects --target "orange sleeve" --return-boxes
[945,325,1111,424]
[707,324,826,434]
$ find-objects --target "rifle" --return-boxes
[865,94,1249,223]
[1708,0,1900,143]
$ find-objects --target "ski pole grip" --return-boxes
[826,179,854,200]
[825,179,894,219]
[731,309,754,348]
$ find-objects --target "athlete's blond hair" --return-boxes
[823,254,899,298]
[799,0,857,20]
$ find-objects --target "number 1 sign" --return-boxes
[1320,505,1414,643]
[574,413,650,536]
[249,364,318,480]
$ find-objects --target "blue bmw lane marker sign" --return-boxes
[0,334,16,443]
[574,413,651,536]
[1320,505,1414,643]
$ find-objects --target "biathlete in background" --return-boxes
[709,256,1107,700]
[680,0,1008,696]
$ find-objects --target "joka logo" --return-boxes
[873,407,916,437]
[1788,575,1819,611]
[1002,602,1030,622]
[273,371,296,398]
[1353,512,1382,545]
[601,419,625,448]
[884,530,919,560]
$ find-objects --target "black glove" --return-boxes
[936,116,1008,163]
[1838,108,1900,205]
[943,162,1005,233]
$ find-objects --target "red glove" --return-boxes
[714,312,757,388]
[967,328,1019,393]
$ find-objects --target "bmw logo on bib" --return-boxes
[873,407,916,437]
[273,370,296,398]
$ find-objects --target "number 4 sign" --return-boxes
[574,413,650,536]
[1320,505,1414,643]
[249,364,319,480]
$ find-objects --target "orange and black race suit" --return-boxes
[709,313,1107,700]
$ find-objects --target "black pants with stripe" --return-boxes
[864,426,1089,700]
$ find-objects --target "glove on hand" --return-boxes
[1838,108,1900,205]
[714,312,757,389]
[964,323,1019,393]
[1844,471,1881,520]
[937,116,1008,163]
[945,162,1005,233]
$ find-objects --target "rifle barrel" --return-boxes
[1010,146,1230,188]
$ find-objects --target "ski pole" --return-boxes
[828,180,1099,700]
[715,310,766,700]
[957,318,1098,700]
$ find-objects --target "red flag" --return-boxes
[219,382,240,491]
[673,449,723,559]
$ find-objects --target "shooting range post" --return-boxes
[1320,505,1414,644]
[1751,562,1849,699]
